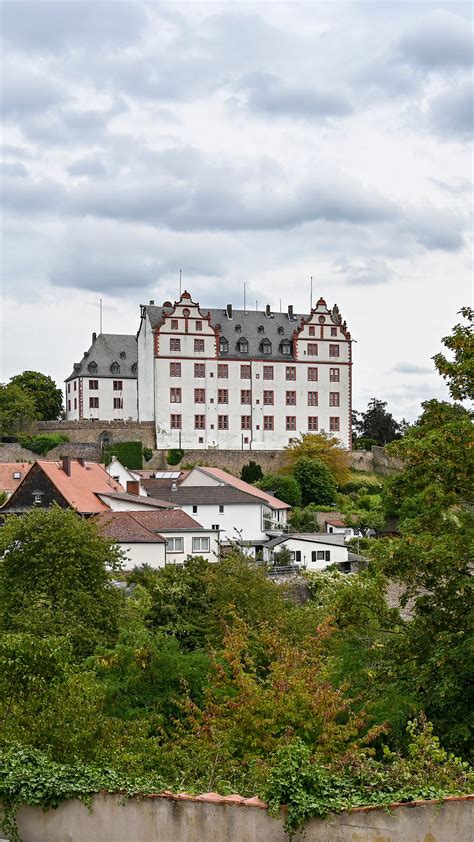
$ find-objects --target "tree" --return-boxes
[0,383,38,434]
[356,398,401,445]
[433,306,473,401]
[257,473,301,507]
[293,458,337,507]
[288,504,320,532]
[281,432,350,485]
[240,461,263,484]
[9,371,63,421]
[0,506,124,656]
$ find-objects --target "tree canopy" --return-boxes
[293,457,338,506]
[257,473,302,507]
[9,371,64,422]
[353,398,401,445]
[0,383,37,435]
[433,306,473,402]
[281,432,350,485]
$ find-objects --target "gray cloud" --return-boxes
[428,80,473,139]
[398,10,473,68]
[239,72,352,119]
[334,258,392,286]
[1,62,66,117]
[68,156,108,178]
[392,362,434,374]
[1,161,29,178]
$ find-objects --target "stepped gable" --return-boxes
[66,333,137,382]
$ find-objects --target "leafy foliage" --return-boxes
[9,371,64,422]
[433,306,473,401]
[257,473,302,506]
[103,441,144,470]
[166,448,184,466]
[353,398,401,445]
[293,457,337,506]
[240,460,263,484]
[18,432,69,455]
[281,432,350,485]
[0,384,37,435]
[143,447,153,463]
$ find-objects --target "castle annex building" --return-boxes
[65,292,353,450]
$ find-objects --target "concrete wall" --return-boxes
[7,793,473,842]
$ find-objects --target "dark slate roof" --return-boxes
[66,334,138,381]
[142,482,265,506]
[265,533,347,548]
[97,491,176,509]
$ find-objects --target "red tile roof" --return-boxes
[0,463,32,496]
[325,518,346,527]
[193,467,291,509]
[127,509,205,530]
[92,512,167,543]
[38,460,124,513]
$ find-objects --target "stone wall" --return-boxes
[148,448,287,475]
[0,443,37,463]
[32,420,156,448]
[7,793,473,842]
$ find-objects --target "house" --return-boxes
[106,456,149,496]
[0,463,32,502]
[263,533,352,572]
[324,517,355,539]
[142,465,290,556]
[92,509,219,569]
[65,333,138,421]
[1,458,177,516]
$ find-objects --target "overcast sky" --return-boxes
[1,0,472,419]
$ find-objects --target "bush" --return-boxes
[240,461,263,484]
[257,473,301,507]
[166,448,184,466]
[18,433,69,455]
[103,442,143,470]
[142,447,153,463]
[294,457,337,506]
[353,437,378,451]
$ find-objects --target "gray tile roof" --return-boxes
[66,334,138,381]
[142,482,266,506]
[265,533,347,548]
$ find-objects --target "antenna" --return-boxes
[279,298,282,313]
[310,276,313,311]
[256,300,258,311]
[179,269,182,297]
[243,281,246,312]
[99,298,103,334]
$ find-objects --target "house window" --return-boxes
[331,327,337,336]
[238,338,249,354]
[329,392,340,407]
[194,415,206,429]
[194,363,205,378]
[263,390,274,405]
[195,320,202,331]
[308,343,318,355]
[110,362,120,374]
[286,416,296,431]
[218,364,228,378]
[194,338,205,352]
[263,366,274,380]
[192,505,198,513]
[170,387,182,403]
[286,391,296,405]
[113,397,123,409]
[241,415,251,429]
[281,341,291,355]
[316,550,331,561]
[241,389,251,404]
[329,417,340,431]
[89,397,99,408]
[329,368,340,382]
[67,383,71,393]
[240,365,251,379]
[74,398,77,409]
[88,362,97,374]
[309,325,316,336]
[74,380,77,390]
[263,415,274,430]
[192,537,210,552]
[218,415,228,430]
[194,388,205,403]
[261,339,272,354]
[308,416,318,431]
[170,338,181,351]
[329,344,340,357]
[218,389,228,404]
[219,505,224,514]
[33,492,43,504]
[171,319,179,330]
[212,524,219,530]
[89,380,98,390]
[170,414,182,429]
[308,391,318,406]
[219,337,229,355]
[166,537,183,552]
[307,367,318,381]
[68,400,71,411]
[170,362,181,377]
[113,380,122,390]
[286,366,296,380]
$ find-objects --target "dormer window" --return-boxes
[88,361,98,373]
[131,362,138,374]
[73,363,81,372]
[235,324,242,333]
[237,337,249,354]
[280,340,292,356]
[110,362,120,374]
[258,325,265,333]
[120,351,126,359]
[261,338,272,354]
[277,326,284,334]
[219,337,229,355]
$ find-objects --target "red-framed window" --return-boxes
[308,343,318,355]
[263,390,274,405]
[218,415,229,430]
[308,391,318,406]
[329,392,340,407]
[194,388,205,403]
[194,415,205,429]
[170,387,182,403]
[170,414,182,429]
[308,416,318,431]
[263,415,274,430]
[194,338,205,352]
[170,338,181,351]
[194,363,205,378]
[307,367,318,381]
[329,417,340,431]
[329,344,340,357]
[241,389,251,404]
[286,416,296,430]
[241,415,251,430]
[286,391,296,405]
[329,368,340,382]
[240,364,251,379]
[263,366,274,380]
[218,364,228,378]
[170,362,181,377]
[218,389,228,404]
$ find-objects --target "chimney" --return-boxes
[62,456,71,476]
[92,332,97,343]
[149,299,155,305]
[126,480,140,496]
[77,458,85,467]
[265,304,271,317]
[288,305,294,320]
[226,304,233,320]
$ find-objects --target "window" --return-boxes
[329,392,340,407]
[329,417,340,431]
[194,388,205,403]
[170,338,181,351]
[263,365,274,380]
[120,351,126,359]
[113,397,123,409]
[170,362,181,377]
[329,344,340,357]
[194,338,205,352]
[286,416,296,431]
[110,362,120,374]
[89,380,98,390]
[263,390,274,405]
[308,343,318,355]
[170,387,182,403]
[192,505,198,513]
[308,391,318,406]
[74,381,77,390]
[74,398,77,409]
[67,383,70,393]
[314,550,331,562]
[219,505,224,514]
[238,338,249,353]
[263,415,274,430]
[218,364,228,378]
[194,363,205,378]
[307,367,318,381]
[192,537,210,552]
[194,415,206,429]
[280,340,291,355]
[218,415,228,430]
[286,391,296,405]
[89,397,99,408]
[113,380,122,390]
[331,327,337,336]
[13,471,21,479]
[241,389,251,404]
[261,339,272,354]
[68,400,71,411]
[329,368,340,382]
[212,524,219,531]
[218,389,228,404]
[33,492,43,504]
[309,325,316,336]
[241,415,251,429]
[170,414,182,429]
[166,537,183,552]
[308,416,318,431]
[195,320,202,331]
[240,364,251,379]
[286,366,296,381]
[88,362,97,373]
[171,319,179,330]
[219,337,229,355]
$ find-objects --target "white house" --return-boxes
[65,333,138,421]
[263,533,351,571]
[106,456,148,496]
[324,517,355,540]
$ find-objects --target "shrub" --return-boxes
[18,433,69,455]
[240,461,263,484]
[257,473,301,507]
[142,447,153,463]
[293,457,337,506]
[103,442,143,470]
[166,448,184,466]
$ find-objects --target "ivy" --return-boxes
[103,441,143,470]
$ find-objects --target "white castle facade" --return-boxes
[65,291,353,451]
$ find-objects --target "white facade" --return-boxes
[106,457,148,496]
[66,376,137,421]
[163,500,277,550]
[117,530,218,570]
[264,535,349,570]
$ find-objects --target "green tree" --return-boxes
[257,473,301,507]
[9,371,63,421]
[288,504,320,532]
[0,383,37,434]
[293,458,337,507]
[281,432,350,485]
[433,306,473,401]
[356,398,401,445]
[0,506,124,656]
[240,460,263,484]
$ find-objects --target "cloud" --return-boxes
[427,80,473,139]
[239,72,352,119]
[398,10,473,68]
[392,362,434,374]
[1,161,29,178]
[68,156,108,178]
[17,100,127,145]
[1,61,67,117]
[334,258,392,286]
